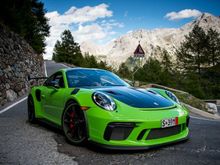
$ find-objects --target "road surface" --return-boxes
[0,60,220,165]
[217,105,220,114]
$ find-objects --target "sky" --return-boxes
[42,0,220,59]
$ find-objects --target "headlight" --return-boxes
[92,92,116,111]
[165,91,180,103]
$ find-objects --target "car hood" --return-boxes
[93,86,174,108]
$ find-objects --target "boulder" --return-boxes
[6,89,17,102]
[206,103,218,114]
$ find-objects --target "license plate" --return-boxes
[161,117,178,128]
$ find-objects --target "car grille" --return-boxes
[104,122,135,141]
[146,125,181,140]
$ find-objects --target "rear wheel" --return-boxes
[62,101,87,145]
[27,95,36,123]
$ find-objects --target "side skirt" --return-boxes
[37,118,62,130]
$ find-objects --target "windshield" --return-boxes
[66,69,129,88]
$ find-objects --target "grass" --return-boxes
[173,91,208,112]
[139,82,208,112]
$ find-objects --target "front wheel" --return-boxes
[62,102,87,145]
[27,95,36,123]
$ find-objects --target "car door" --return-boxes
[41,71,66,125]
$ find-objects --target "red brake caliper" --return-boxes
[69,112,75,130]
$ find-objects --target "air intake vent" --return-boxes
[147,125,181,140]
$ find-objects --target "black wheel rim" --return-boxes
[63,104,86,143]
[28,97,34,121]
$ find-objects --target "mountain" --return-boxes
[80,13,220,67]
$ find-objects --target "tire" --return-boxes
[62,101,87,145]
[27,95,36,123]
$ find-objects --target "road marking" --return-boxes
[44,61,48,77]
[190,115,220,122]
[0,97,27,114]
[0,61,65,114]
[2,61,219,122]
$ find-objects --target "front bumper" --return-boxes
[90,135,189,150]
[85,103,189,149]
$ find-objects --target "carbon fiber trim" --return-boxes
[104,122,135,141]
[89,135,189,150]
[147,125,181,140]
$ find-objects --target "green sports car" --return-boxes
[27,68,189,149]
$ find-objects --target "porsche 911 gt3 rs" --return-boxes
[27,68,189,149]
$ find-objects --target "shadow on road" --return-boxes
[25,112,220,165]
[28,119,188,154]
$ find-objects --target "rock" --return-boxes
[1,99,7,106]
[5,83,10,89]
[6,89,17,102]
[206,103,218,114]
[81,13,220,67]
[0,24,44,106]
[14,83,23,93]
[0,69,3,76]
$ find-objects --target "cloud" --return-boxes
[100,19,124,30]
[46,3,112,26]
[165,9,202,20]
[44,3,122,59]
[73,24,106,41]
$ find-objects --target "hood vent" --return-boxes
[96,87,174,109]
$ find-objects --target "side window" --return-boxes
[43,72,65,88]
[44,75,54,86]
[54,73,65,88]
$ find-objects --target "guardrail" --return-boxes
[204,100,220,105]
[140,83,188,94]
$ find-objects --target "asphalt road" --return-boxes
[217,105,220,113]
[0,60,220,165]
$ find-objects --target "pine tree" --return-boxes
[118,63,130,78]
[53,30,83,66]
[0,0,50,54]
[176,25,208,75]
[99,61,111,70]
[161,49,172,72]
[135,58,163,83]
[206,28,220,66]
[52,41,61,61]
[83,54,98,68]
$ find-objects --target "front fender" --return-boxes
[65,88,96,108]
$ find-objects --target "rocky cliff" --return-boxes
[81,13,220,67]
[0,24,45,106]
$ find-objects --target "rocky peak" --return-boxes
[183,13,220,32]
[81,13,220,67]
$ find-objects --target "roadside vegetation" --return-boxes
[53,25,220,100]
[0,0,50,54]
[118,25,220,100]
[2,0,218,101]
[52,30,113,70]
[174,91,207,111]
